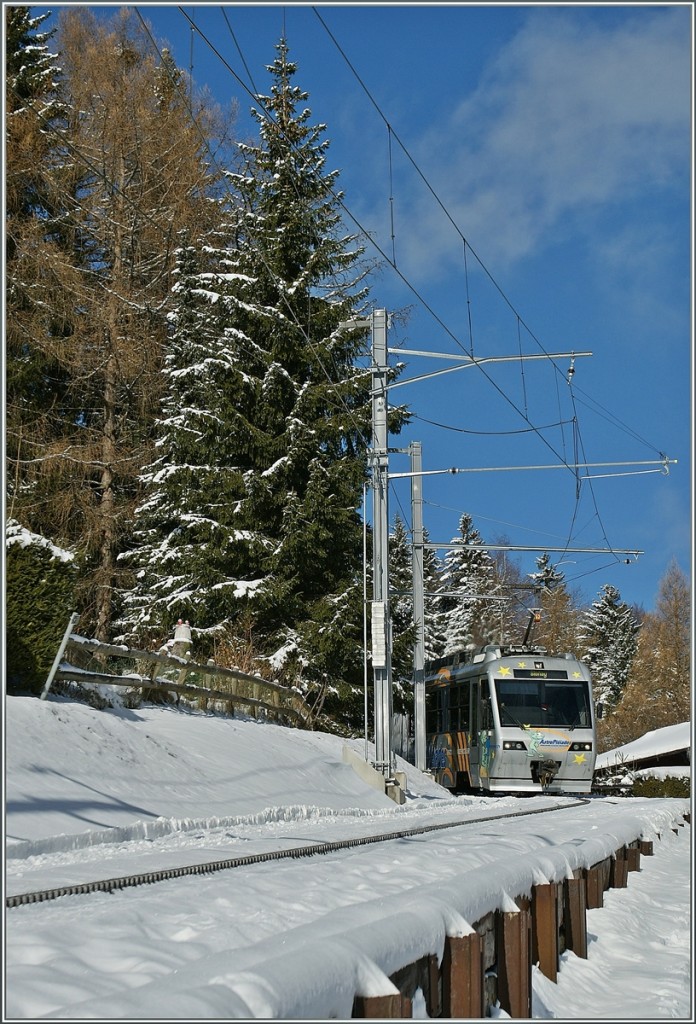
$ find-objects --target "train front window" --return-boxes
[495,678,591,728]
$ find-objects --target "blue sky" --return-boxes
[35,3,692,613]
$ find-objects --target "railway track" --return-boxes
[7,797,589,908]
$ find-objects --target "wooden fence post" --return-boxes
[532,882,559,981]
[496,903,531,1018]
[626,844,641,872]
[610,846,628,889]
[441,932,484,1018]
[424,953,441,1018]
[562,875,587,959]
[584,862,604,909]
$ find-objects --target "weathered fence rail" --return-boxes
[351,815,690,1018]
[50,631,314,727]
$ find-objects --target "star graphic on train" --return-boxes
[499,666,512,676]
[517,661,527,668]
[573,753,587,764]
[572,671,582,678]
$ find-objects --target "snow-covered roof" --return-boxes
[595,721,691,771]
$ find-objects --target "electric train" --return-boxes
[425,643,599,795]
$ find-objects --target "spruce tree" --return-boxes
[389,514,417,699]
[118,39,407,723]
[116,239,253,645]
[439,513,496,656]
[599,560,690,749]
[528,552,565,591]
[422,534,447,662]
[221,37,405,672]
[580,583,639,709]
[5,6,62,255]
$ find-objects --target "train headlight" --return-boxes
[570,742,592,751]
[503,740,527,751]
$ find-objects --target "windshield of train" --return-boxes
[494,677,592,729]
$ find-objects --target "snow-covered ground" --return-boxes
[4,694,692,1020]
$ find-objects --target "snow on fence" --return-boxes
[45,621,314,727]
[50,810,690,1019]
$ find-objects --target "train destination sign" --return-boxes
[511,669,569,679]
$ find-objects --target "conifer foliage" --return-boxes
[597,560,689,750]
[439,513,498,655]
[118,41,398,712]
[5,521,78,694]
[6,7,225,642]
[580,582,640,709]
[116,239,254,643]
[389,514,418,687]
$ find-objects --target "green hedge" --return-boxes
[5,529,79,694]
[631,774,690,799]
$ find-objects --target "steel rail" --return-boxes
[7,799,589,908]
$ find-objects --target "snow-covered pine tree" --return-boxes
[580,583,640,709]
[527,551,564,592]
[116,239,261,643]
[388,518,448,672]
[119,40,407,723]
[439,513,497,656]
[422,532,447,662]
[219,39,409,703]
[598,560,689,748]
[389,514,417,699]
[5,6,62,242]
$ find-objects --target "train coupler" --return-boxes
[531,758,561,788]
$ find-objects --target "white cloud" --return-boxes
[395,8,691,275]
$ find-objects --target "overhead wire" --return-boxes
[220,6,260,97]
[179,7,589,488]
[167,6,661,585]
[387,124,397,268]
[33,6,665,581]
[11,11,376,481]
[308,6,668,572]
[311,8,557,361]
[311,6,670,464]
[412,414,574,436]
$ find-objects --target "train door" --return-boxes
[468,678,480,786]
[478,678,494,781]
[468,677,493,790]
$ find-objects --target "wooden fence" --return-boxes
[47,627,315,728]
[352,816,691,1017]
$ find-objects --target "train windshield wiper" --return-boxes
[499,703,529,730]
